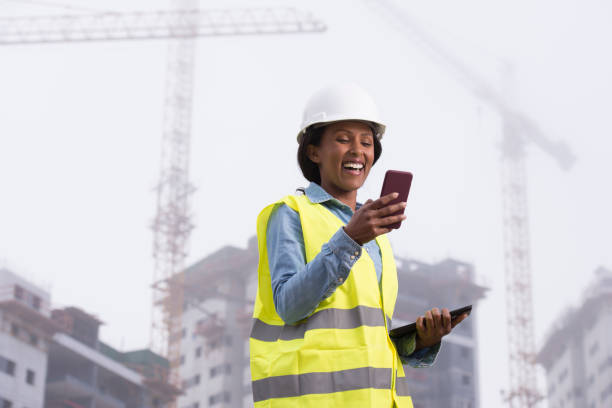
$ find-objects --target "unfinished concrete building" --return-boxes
[46,306,181,408]
[393,258,487,408]
[0,267,180,408]
[177,238,257,408]
[176,238,487,408]
[537,266,612,408]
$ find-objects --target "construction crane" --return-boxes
[0,7,326,44]
[0,3,326,393]
[366,1,575,406]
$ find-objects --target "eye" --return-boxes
[337,138,350,144]
[361,141,372,147]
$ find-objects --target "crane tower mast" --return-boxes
[150,0,198,386]
[500,122,540,406]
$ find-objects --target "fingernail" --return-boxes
[393,192,399,198]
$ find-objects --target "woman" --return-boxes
[250,84,467,407]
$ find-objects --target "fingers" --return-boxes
[371,200,407,229]
[431,308,441,329]
[418,308,468,347]
[425,308,450,333]
[349,194,406,243]
[376,214,406,228]
[370,192,399,209]
[418,309,451,348]
[416,316,425,334]
[442,308,451,333]
[425,309,434,330]
[374,201,407,217]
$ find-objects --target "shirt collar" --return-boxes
[305,182,363,211]
[305,182,333,204]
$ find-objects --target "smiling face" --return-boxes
[306,120,376,201]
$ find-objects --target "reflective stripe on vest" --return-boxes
[252,366,392,402]
[395,375,412,396]
[250,305,387,342]
[250,194,412,408]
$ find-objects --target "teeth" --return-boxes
[344,162,364,170]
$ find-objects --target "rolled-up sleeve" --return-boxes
[267,204,362,324]
[392,333,441,368]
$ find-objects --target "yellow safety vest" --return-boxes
[250,194,414,408]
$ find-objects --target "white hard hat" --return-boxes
[297,83,386,143]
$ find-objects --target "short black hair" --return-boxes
[297,125,382,185]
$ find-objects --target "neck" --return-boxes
[319,181,358,211]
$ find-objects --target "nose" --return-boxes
[349,139,363,156]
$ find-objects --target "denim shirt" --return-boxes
[266,182,439,367]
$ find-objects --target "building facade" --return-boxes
[177,238,487,408]
[46,307,180,408]
[0,268,55,408]
[177,239,256,408]
[0,268,179,408]
[393,258,487,408]
[537,266,612,408]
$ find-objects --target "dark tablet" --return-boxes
[389,305,472,338]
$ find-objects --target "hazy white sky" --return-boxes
[1,0,611,406]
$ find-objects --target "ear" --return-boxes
[306,144,321,164]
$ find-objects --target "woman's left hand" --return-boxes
[414,307,468,350]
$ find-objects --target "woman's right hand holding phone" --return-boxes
[343,192,407,245]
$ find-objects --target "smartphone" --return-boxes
[388,305,472,338]
[379,170,413,229]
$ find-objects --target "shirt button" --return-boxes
[354,251,359,256]
[337,277,344,283]
[350,255,355,260]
